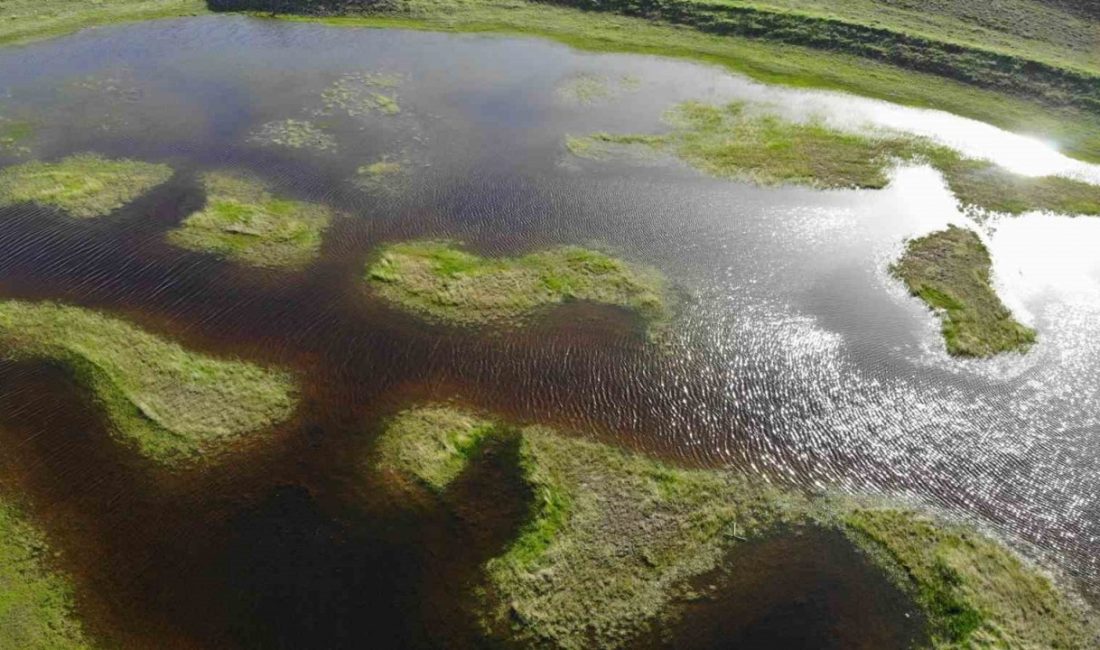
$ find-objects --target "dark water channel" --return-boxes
[1,15,1099,648]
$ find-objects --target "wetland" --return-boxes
[0,9,1099,650]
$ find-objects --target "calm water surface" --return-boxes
[1,16,1099,648]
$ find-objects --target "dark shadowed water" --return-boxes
[1,15,1099,648]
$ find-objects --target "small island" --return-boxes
[364,240,671,335]
[0,153,171,218]
[168,171,333,269]
[892,226,1036,357]
[371,405,1094,649]
[0,300,298,465]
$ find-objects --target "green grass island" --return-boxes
[0,153,172,219]
[371,405,1097,650]
[168,171,334,269]
[0,300,298,465]
[0,498,92,650]
[568,101,1100,217]
[364,240,672,336]
[892,226,1036,358]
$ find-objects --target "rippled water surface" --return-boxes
[2,15,1100,648]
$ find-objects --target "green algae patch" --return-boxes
[0,153,171,218]
[249,119,337,152]
[0,301,297,465]
[319,72,403,118]
[373,406,498,492]
[0,116,33,156]
[892,225,1035,357]
[365,240,671,335]
[0,499,92,650]
[168,171,333,269]
[844,508,1095,649]
[354,158,408,194]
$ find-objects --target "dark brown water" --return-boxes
[1,15,1099,648]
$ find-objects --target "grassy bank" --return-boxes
[0,301,297,464]
[0,0,207,47]
[0,154,172,219]
[365,240,671,335]
[891,226,1035,357]
[168,171,333,269]
[371,405,1096,648]
[0,499,92,650]
[570,101,1100,216]
[845,507,1093,649]
[208,0,1100,164]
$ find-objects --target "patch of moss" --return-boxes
[844,508,1093,649]
[0,153,171,218]
[0,499,92,650]
[319,72,403,118]
[365,240,671,335]
[249,119,336,152]
[168,171,332,269]
[891,225,1035,357]
[0,300,297,465]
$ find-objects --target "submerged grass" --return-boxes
[248,119,337,152]
[318,72,403,117]
[0,301,297,465]
[168,171,333,269]
[211,0,1100,164]
[570,101,1100,216]
[0,499,92,650]
[365,240,671,335]
[844,508,1094,649]
[354,158,408,194]
[0,153,172,218]
[891,226,1035,357]
[372,405,1096,648]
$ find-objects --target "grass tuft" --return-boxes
[0,153,171,218]
[891,225,1035,357]
[0,300,297,465]
[168,171,333,269]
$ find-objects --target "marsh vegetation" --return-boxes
[0,154,171,219]
[891,226,1036,357]
[168,171,333,269]
[365,241,671,335]
[0,301,297,464]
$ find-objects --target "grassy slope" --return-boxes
[891,226,1035,357]
[168,171,333,269]
[0,499,92,650]
[0,301,297,464]
[372,405,1096,649]
[0,154,172,219]
[224,0,1100,164]
[365,240,670,334]
[0,0,207,47]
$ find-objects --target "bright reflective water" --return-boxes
[1,15,1099,648]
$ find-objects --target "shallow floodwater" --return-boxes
[2,15,1100,648]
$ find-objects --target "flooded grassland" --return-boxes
[0,15,1099,649]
